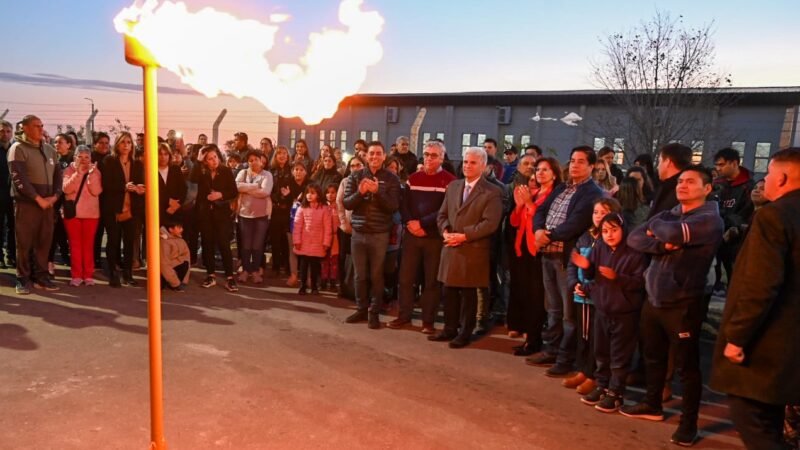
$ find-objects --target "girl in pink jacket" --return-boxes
[293,183,332,295]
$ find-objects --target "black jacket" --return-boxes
[583,240,647,315]
[311,167,343,192]
[158,165,188,217]
[713,167,755,230]
[189,164,237,220]
[343,167,400,234]
[647,172,679,218]
[534,178,604,266]
[99,154,145,221]
[710,189,800,405]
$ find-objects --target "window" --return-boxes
[360,131,367,140]
[731,141,746,158]
[436,132,445,141]
[613,138,625,165]
[755,142,771,173]
[329,130,336,148]
[422,132,431,144]
[477,134,487,146]
[593,137,605,150]
[340,130,347,150]
[300,129,306,140]
[290,129,297,149]
[521,135,531,148]
[319,129,326,149]
[371,131,379,142]
[503,135,514,148]
[462,133,472,153]
[691,140,705,164]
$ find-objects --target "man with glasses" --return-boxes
[387,140,456,333]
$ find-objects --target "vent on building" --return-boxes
[497,106,511,125]
[386,107,399,123]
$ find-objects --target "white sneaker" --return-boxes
[48,262,56,275]
[84,278,96,286]
[69,278,83,287]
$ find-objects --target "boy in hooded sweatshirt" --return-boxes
[160,219,190,291]
[573,212,647,413]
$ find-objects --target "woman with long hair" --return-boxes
[507,157,562,355]
[190,144,239,292]
[633,153,658,189]
[236,150,273,284]
[625,166,654,204]
[269,145,293,275]
[616,177,650,228]
[292,139,312,172]
[311,153,343,197]
[100,131,145,287]
[49,133,75,273]
[157,142,187,224]
[593,159,619,195]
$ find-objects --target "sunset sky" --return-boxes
[2,0,797,146]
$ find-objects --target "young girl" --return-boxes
[563,198,621,395]
[321,183,341,291]
[292,184,333,295]
[572,212,647,413]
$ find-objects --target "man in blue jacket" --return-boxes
[621,165,724,447]
[528,146,604,375]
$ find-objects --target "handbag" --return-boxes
[63,173,89,219]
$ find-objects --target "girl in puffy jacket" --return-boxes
[293,183,333,295]
[572,212,647,414]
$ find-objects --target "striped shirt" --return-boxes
[542,177,591,253]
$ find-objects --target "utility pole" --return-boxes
[0,109,8,120]
[212,109,227,145]
[84,98,98,145]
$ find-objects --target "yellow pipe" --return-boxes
[143,66,167,450]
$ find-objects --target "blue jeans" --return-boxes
[239,216,270,273]
[541,253,576,367]
[350,231,389,315]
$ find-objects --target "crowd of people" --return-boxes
[2,114,799,449]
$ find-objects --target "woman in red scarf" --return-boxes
[507,157,562,356]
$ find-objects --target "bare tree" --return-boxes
[590,11,733,163]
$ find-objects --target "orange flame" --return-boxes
[114,0,384,125]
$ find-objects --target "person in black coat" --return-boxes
[269,146,293,275]
[710,148,800,450]
[100,132,145,287]
[649,143,692,218]
[190,144,239,292]
[157,143,187,223]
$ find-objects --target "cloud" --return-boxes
[0,72,198,96]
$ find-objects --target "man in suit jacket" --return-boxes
[429,146,503,348]
[710,147,800,449]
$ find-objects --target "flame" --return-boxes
[114,0,383,125]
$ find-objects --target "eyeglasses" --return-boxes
[422,152,439,159]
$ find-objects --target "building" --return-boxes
[277,87,800,175]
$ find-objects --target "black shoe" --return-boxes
[513,343,537,356]
[310,289,320,295]
[122,275,138,287]
[670,422,698,447]
[473,319,492,336]
[525,351,557,367]
[580,387,606,406]
[545,364,575,378]
[201,276,216,288]
[448,336,470,348]
[619,403,665,421]
[33,278,60,291]
[345,310,368,323]
[225,277,239,292]
[368,314,381,329]
[595,391,623,413]
[427,331,457,342]
[109,274,122,288]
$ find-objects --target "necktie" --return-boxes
[462,183,471,204]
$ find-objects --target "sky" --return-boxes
[2,0,798,145]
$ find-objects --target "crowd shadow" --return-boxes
[0,323,38,350]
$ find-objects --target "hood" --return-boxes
[729,166,753,187]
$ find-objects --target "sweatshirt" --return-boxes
[62,163,103,219]
[159,227,190,287]
[236,169,273,218]
[8,135,62,203]
[628,201,724,307]
[583,239,647,315]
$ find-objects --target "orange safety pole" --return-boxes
[123,35,167,450]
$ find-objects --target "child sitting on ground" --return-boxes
[160,219,191,291]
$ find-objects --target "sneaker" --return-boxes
[225,277,239,292]
[576,378,597,395]
[69,278,83,287]
[33,279,60,291]
[15,281,31,295]
[670,422,698,447]
[525,351,557,367]
[595,391,623,413]
[171,284,186,292]
[619,403,665,421]
[345,310,368,324]
[48,262,55,275]
[310,289,320,295]
[84,278,96,287]
[238,271,249,283]
[420,322,436,335]
[201,276,217,288]
[297,287,307,295]
[580,387,606,406]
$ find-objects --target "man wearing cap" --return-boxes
[502,146,520,184]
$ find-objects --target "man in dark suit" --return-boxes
[711,147,800,449]
[429,146,503,348]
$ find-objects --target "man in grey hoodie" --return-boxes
[8,115,62,294]
[621,165,724,447]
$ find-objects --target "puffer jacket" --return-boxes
[292,204,333,257]
[159,227,190,287]
[628,201,724,307]
[342,167,400,234]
